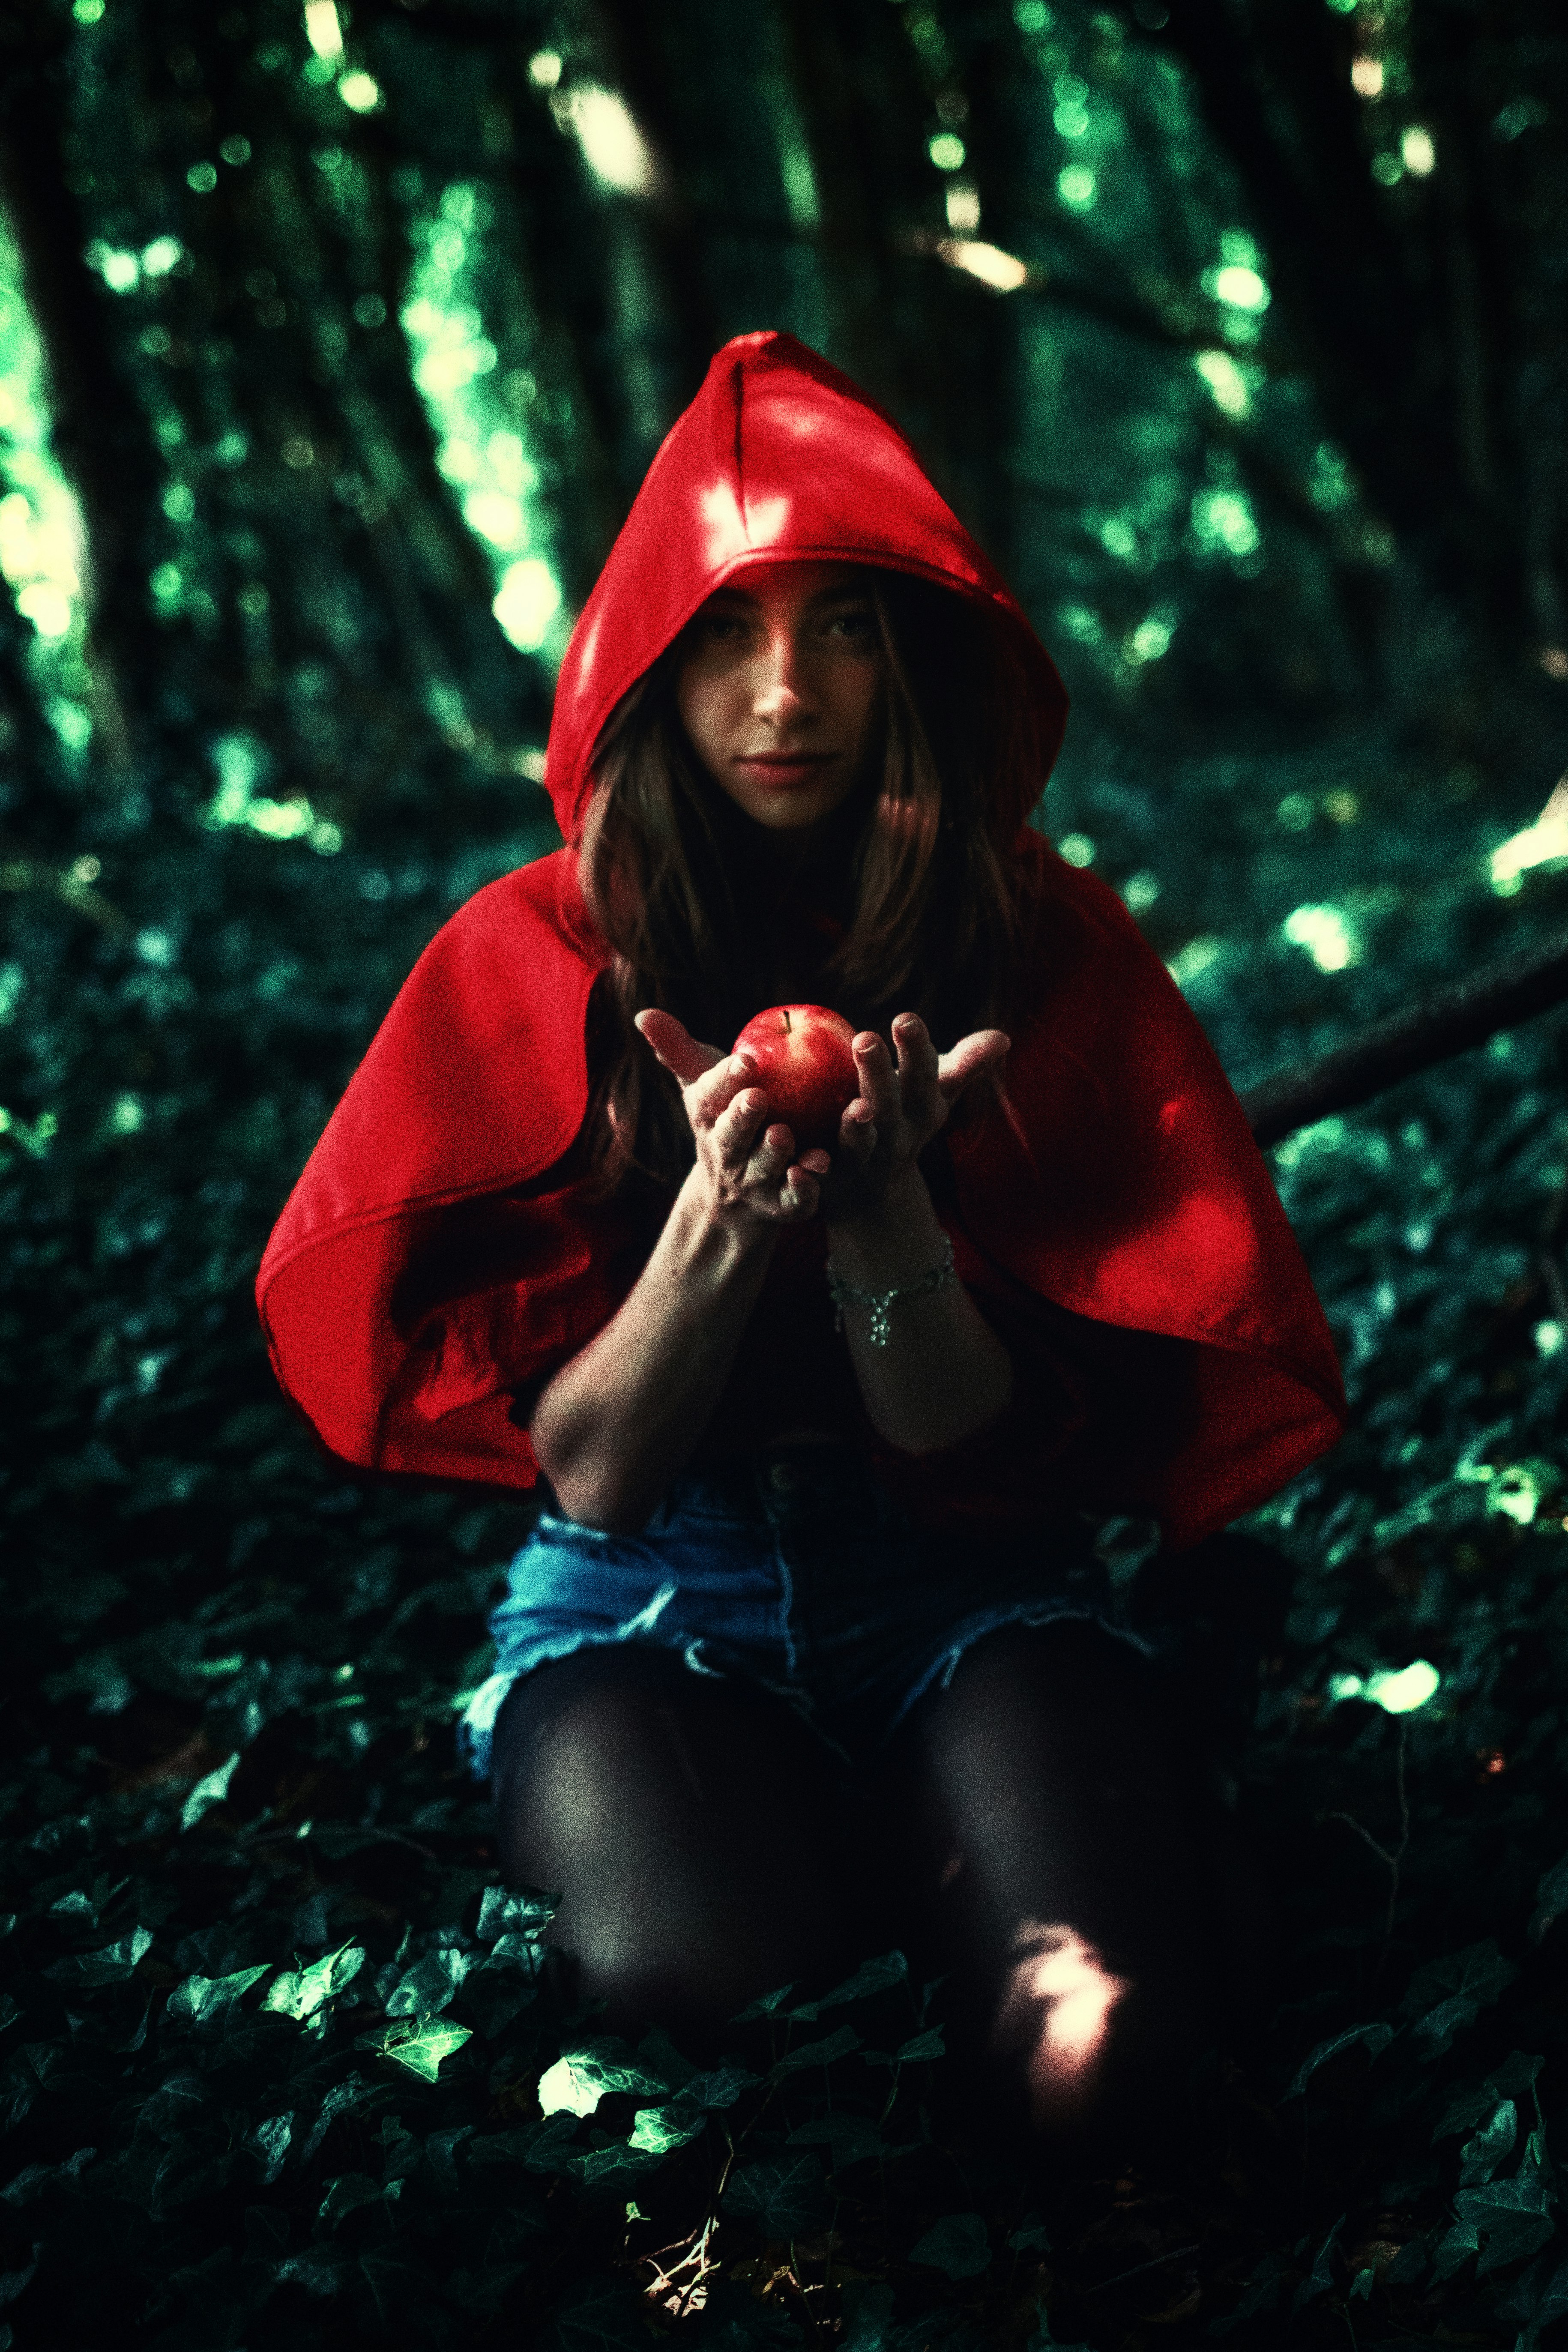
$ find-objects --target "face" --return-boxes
[674,560,884,832]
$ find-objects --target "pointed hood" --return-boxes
[543,330,1068,842]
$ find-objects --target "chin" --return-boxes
[724,769,868,833]
[742,797,833,831]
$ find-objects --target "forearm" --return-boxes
[530,1170,777,1531]
[826,1168,1013,1454]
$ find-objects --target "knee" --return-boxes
[488,1651,870,2037]
[944,1917,1209,2155]
[489,1648,689,1878]
[994,1917,1206,2126]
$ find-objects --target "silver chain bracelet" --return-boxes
[826,1234,958,1349]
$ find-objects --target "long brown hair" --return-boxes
[577,569,1047,1197]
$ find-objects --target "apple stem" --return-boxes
[782,1010,792,1033]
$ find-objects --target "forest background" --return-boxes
[3,0,1568,2346]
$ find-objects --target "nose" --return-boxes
[752,622,817,726]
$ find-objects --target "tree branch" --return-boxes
[1242,923,1568,1145]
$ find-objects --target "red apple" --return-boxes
[732,1004,860,1153]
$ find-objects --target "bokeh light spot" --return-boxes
[1283,904,1360,972]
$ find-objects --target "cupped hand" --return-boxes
[824,1013,1010,1226]
[636,1008,830,1231]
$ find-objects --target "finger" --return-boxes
[850,1030,902,1125]
[636,1008,724,1089]
[778,1167,820,1218]
[890,1011,942,1119]
[836,1099,877,1162]
[690,1050,760,1130]
[712,1085,771,1171]
[747,1121,795,1183]
[935,1027,1011,1101]
[797,1147,832,1178]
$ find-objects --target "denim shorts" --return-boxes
[458,1444,1145,1782]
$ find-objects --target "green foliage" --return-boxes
[9,748,1568,2348]
[3,0,1568,2345]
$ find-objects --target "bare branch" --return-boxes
[1244,924,1568,1146]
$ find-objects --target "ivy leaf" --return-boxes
[1010,2212,1052,2252]
[275,2246,354,2299]
[318,2171,392,2229]
[1430,2218,1483,2286]
[627,2102,706,2156]
[451,2262,531,2316]
[1529,1851,1568,1945]
[262,1939,365,2021]
[536,2042,668,2118]
[0,2258,38,2312]
[1402,1941,1517,2057]
[1,2146,97,2207]
[1460,2100,1518,2185]
[1382,2237,1431,2286]
[789,1951,908,2021]
[42,1925,152,1986]
[166,1962,269,2023]
[1498,2248,1568,2349]
[300,2073,383,2163]
[1436,2053,1544,2141]
[476,1885,557,1941]
[769,2025,861,2079]
[244,2112,293,2186]
[679,2063,758,2110]
[384,1946,467,2017]
[1293,2214,1344,2309]
[731,1981,796,2023]
[357,2245,442,2330]
[461,1956,536,2039]
[1281,2021,1394,2100]
[358,2012,473,2082]
[892,2027,945,2064]
[1454,2142,1557,2277]
[564,2140,662,2184]
[179,1751,239,1830]
[839,2282,895,2352]
[909,2212,992,2279]
[522,2113,585,2174]
[724,2153,831,2237]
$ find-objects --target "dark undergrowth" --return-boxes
[7,737,1568,2349]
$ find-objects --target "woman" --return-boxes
[258,332,1344,2135]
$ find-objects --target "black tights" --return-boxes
[491,1622,1219,2146]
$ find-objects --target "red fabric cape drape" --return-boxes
[257,331,1345,1546]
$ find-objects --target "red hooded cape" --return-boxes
[257,330,1344,1547]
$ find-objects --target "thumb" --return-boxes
[636,1008,724,1088]
[936,1028,1010,1102]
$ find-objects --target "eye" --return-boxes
[691,608,748,645]
[824,605,877,643]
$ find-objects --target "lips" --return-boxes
[736,751,834,787]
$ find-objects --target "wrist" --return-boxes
[675,1164,781,1274]
[824,1166,943,1286]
